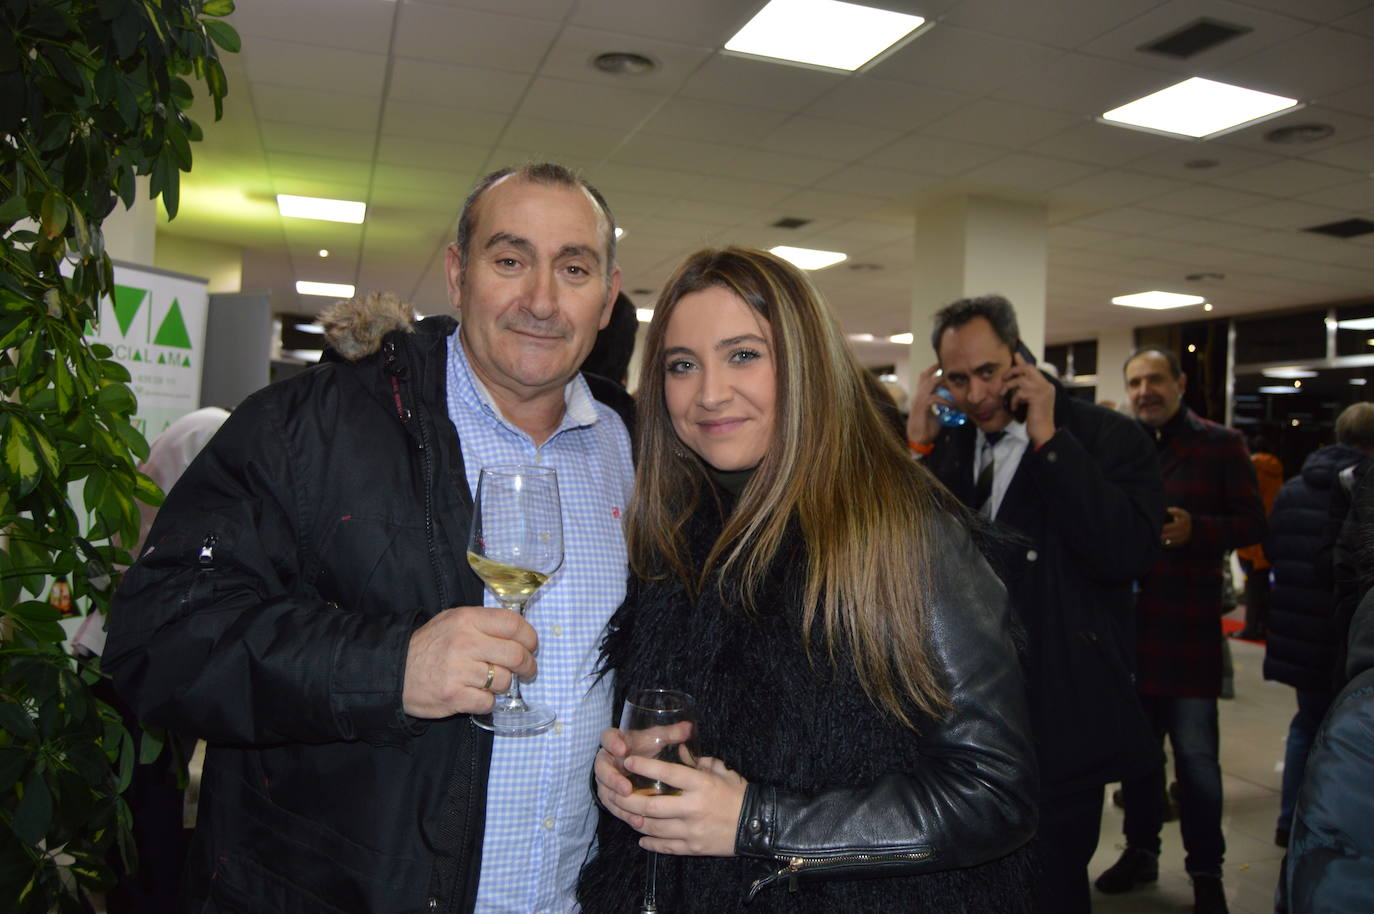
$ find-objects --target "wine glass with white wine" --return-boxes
[620,689,698,913]
[467,465,563,736]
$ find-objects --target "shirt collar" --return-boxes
[450,327,600,437]
[980,420,1027,448]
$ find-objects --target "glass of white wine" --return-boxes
[467,465,563,736]
[620,689,697,913]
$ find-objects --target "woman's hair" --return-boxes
[628,246,954,727]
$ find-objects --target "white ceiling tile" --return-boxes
[228,0,396,53]
[241,38,388,97]
[689,176,802,208]
[1232,0,1372,26]
[1137,184,1274,216]
[380,104,510,146]
[264,154,371,195]
[374,135,491,173]
[1220,198,1356,230]
[1208,27,1374,99]
[1028,121,1181,166]
[940,0,1162,49]
[1049,225,1131,248]
[923,99,1084,148]
[638,98,789,146]
[1300,178,1374,211]
[418,0,577,20]
[1333,5,1374,36]
[679,55,845,111]
[1317,79,1374,117]
[253,86,382,131]
[755,117,905,162]
[1071,207,1191,235]
[1211,158,1364,194]
[1212,106,1374,158]
[569,0,757,47]
[388,59,534,114]
[869,26,1064,95]
[1302,134,1374,171]
[959,153,1104,191]
[258,120,376,161]
[830,220,918,244]
[537,27,715,92]
[814,164,943,199]
[803,78,970,130]
[863,134,1007,175]
[395,4,560,72]
[371,163,480,197]
[585,163,703,198]
[499,116,626,159]
[1055,169,1198,208]
[516,76,667,129]
[990,52,1177,117]
[1125,142,1281,181]
[771,189,891,220]
[1077,0,1315,73]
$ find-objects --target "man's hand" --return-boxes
[1003,353,1056,447]
[907,363,954,447]
[402,606,538,718]
[1161,506,1193,548]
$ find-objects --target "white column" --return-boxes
[1094,327,1137,413]
[102,176,157,266]
[909,196,1047,377]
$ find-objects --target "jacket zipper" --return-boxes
[753,850,933,895]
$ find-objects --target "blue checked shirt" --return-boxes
[446,331,634,914]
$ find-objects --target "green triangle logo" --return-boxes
[112,284,149,337]
[132,350,143,362]
[153,298,193,349]
[157,353,167,364]
[182,355,192,368]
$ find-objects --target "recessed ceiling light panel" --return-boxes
[1262,367,1318,379]
[636,309,655,323]
[1336,318,1374,331]
[889,332,914,345]
[769,245,847,270]
[1100,77,1299,139]
[1258,386,1301,394]
[725,0,926,72]
[296,280,356,298]
[277,194,366,224]
[1111,291,1206,310]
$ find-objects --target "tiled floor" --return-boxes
[1091,629,1289,914]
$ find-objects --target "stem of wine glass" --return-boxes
[496,599,528,711]
[640,850,658,914]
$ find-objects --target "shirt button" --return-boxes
[552,721,564,735]
[1046,451,1057,463]
[551,624,563,637]
[1026,549,1038,562]
[542,817,555,830]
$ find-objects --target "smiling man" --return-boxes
[907,294,1163,914]
[106,163,635,914]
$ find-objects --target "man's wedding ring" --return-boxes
[482,663,496,691]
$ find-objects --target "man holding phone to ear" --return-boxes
[908,295,1164,914]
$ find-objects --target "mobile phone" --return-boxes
[1002,341,1037,424]
[934,386,967,427]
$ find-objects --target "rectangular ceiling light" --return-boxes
[725,0,925,72]
[296,280,355,298]
[1336,317,1374,331]
[1258,386,1301,394]
[888,332,915,345]
[1100,77,1299,139]
[769,245,847,270]
[1262,367,1318,379]
[1111,291,1206,310]
[277,194,367,224]
[636,308,655,323]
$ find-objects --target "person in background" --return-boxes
[1264,404,1374,849]
[104,162,634,914]
[906,294,1162,914]
[1098,349,1266,914]
[579,247,1037,913]
[1234,434,1283,640]
[581,290,639,432]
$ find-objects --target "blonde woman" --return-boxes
[577,247,1038,912]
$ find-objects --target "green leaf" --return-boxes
[0,748,29,793]
[0,701,40,742]
[0,193,29,225]
[203,0,236,16]
[98,359,132,383]
[115,728,134,792]
[5,417,43,496]
[40,192,69,240]
[14,772,54,845]
[112,417,150,462]
[204,19,241,53]
[137,726,164,765]
[96,383,137,414]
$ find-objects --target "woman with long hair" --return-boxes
[576,247,1037,912]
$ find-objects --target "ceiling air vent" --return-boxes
[1139,18,1251,59]
[1304,218,1374,239]
[771,217,811,229]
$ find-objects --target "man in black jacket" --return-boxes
[907,295,1163,914]
[105,163,634,913]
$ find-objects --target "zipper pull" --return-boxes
[199,533,218,565]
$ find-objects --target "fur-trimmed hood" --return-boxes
[318,292,416,361]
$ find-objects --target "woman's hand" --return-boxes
[594,728,748,857]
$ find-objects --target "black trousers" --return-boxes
[1035,785,1105,914]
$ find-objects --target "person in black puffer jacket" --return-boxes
[1263,401,1374,847]
[578,247,1037,914]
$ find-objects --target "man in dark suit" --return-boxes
[908,295,1163,914]
[1095,348,1266,914]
